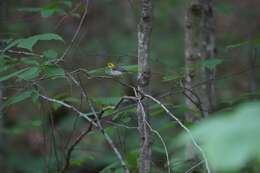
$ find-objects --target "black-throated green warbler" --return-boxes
[107,62,128,76]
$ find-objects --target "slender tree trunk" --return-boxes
[0,1,8,171]
[184,1,216,172]
[137,0,153,173]
[184,0,216,121]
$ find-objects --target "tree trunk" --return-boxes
[0,1,8,171]
[184,0,216,121]
[184,0,216,172]
[137,0,153,173]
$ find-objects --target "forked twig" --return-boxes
[133,88,171,173]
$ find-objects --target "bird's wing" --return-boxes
[113,66,127,72]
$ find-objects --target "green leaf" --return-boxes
[0,54,9,66]
[100,162,121,173]
[3,39,20,52]
[0,65,10,73]
[0,64,17,73]
[162,74,182,82]
[21,59,40,66]
[201,58,223,70]
[94,97,121,106]
[63,97,80,104]
[18,67,40,80]
[70,159,86,166]
[227,38,260,49]
[41,8,56,17]
[41,6,66,18]
[45,65,65,78]
[17,33,64,51]
[63,1,72,7]
[43,49,58,60]
[178,102,260,171]
[18,5,67,17]
[3,90,34,108]
[126,150,138,169]
[0,68,28,82]
[70,153,94,167]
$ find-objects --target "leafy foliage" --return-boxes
[2,90,35,108]
[94,97,121,106]
[44,65,65,78]
[4,33,64,51]
[179,102,260,171]
[18,0,75,18]
[0,68,28,82]
[201,58,223,70]
[162,74,183,82]
[18,67,40,81]
[43,49,58,60]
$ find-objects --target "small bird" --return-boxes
[107,62,128,76]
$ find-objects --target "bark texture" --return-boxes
[184,0,216,121]
[137,0,153,173]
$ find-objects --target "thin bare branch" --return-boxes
[185,160,204,173]
[69,74,130,173]
[60,123,93,173]
[0,49,43,57]
[56,0,89,63]
[143,94,211,173]
[40,95,97,126]
[134,88,170,173]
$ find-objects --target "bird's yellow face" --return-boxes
[107,62,115,69]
